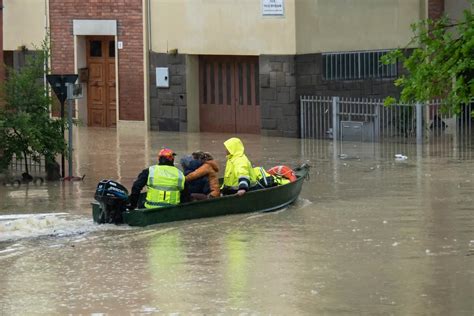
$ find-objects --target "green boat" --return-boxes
[92,164,310,227]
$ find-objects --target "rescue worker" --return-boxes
[185,151,220,199]
[221,137,257,196]
[128,148,185,209]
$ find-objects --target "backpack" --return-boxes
[254,167,277,188]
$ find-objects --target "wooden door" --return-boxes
[199,56,260,133]
[234,56,260,133]
[87,37,116,127]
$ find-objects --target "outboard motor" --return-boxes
[94,179,129,224]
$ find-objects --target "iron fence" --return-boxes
[300,96,473,145]
[7,154,46,175]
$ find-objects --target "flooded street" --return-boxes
[0,127,473,315]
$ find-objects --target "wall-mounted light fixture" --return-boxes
[17,45,28,52]
[168,48,178,56]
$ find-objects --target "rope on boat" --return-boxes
[299,163,311,181]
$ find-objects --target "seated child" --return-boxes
[180,155,210,197]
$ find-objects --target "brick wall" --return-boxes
[149,52,187,131]
[428,0,445,20]
[49,0,144,121]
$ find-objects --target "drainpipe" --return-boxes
[144,0,152,129]
[428,0,445,20]
[0,0,4,84]
[44,0,49,77]
[44,0,51,116]
[148,0,152,51]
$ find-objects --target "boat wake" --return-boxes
[291,198,313,209]
[244,198,313,220]
[0,213,129,243]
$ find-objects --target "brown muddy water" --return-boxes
[0,127,473,315]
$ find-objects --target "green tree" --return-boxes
[0,39,67,178]
[382,3,473,112]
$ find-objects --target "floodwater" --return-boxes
[0,127,473,315]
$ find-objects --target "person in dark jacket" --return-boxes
[186,151,220,198]
[180,154,210,200]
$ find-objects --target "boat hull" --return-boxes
[92,165,309,227]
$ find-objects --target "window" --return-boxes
[90,40,102,57]
[109,41,115,58]
[323,50,397,80]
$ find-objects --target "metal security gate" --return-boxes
[300,96,473,144]
[199,56,260,133]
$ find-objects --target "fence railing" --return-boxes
[7,154,46,175]
[300,96,473,144]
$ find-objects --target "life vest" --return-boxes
[145,165,185,208]
[267,165,297,183]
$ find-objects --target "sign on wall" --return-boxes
[262,0,284,16]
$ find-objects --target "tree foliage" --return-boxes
[0,39,67,175]
[382,3,473,112]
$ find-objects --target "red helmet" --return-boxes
[158,148,176,161]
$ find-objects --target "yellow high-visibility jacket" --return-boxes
[222,137,257,191]
[145,165,185,208]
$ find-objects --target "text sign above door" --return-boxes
[262,0,284,16]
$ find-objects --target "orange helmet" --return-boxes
[158,148,176,161]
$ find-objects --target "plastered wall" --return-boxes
[150,0,423,55]
[295,0,422,54]
[3,0,46,50]
[150,0,297,55]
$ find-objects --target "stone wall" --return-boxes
[149,53,187,131]
[259,53,401,137]
[295,54,401,99]
[259,55,297,137]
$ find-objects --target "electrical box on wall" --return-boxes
[156,67,169,88]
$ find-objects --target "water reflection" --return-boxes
[0,128,473,314]
[147,230,186,310]
[225,231,250,306]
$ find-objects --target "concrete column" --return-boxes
[299,96,304,138]
[416,102,423,144]
[332,96,340,141]
[374,104,380,141]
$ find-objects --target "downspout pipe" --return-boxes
[0,0,4,83]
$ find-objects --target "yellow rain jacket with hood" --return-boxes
[222,138,257,192]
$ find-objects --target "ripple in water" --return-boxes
[0,213,129,242]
